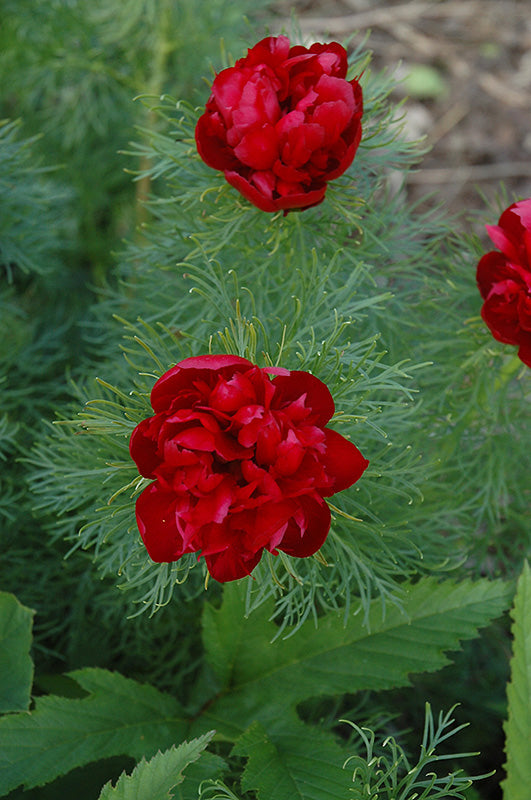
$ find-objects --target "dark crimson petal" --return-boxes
[232,75,281,133]
[210,67,248,126]
[308,42,349,78]
[224,169,280,212]
[277,493,331,558]
[247,169,276,203]
[518,291,531,331]
[174,427,216,451]
[485,223,520,262]
[314,75,356,113]
[324,116,363,181]
[312,100,353,145]
[178,354,253,371]
[242,499,298,552]
[481,296,521,344]
[135,482,188,562]
[280,123,326,168]
[518,338,531,367]
[205,546,263,582]
[512,198,531,228]
[195,112,239,172]
[273,185,327,211]
[244,35,291,69]
[190,480,234,528]
[129,417,161,477]
[261,365,290,377]
[234,125,279,170]
[476,251,511,299]
[151,355,253,412]
[209,371,258,413]
[322,428,369,495]
[272,370,335,426]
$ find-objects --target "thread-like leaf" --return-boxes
[0,668,187,795]
[98,732,216,799]
[502,560,531,800]
[0,591,34,713]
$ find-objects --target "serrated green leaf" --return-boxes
[234,718,351,800]
[0,667,187,796]
[502,560,531,800]
[98,731,215,799]
[173,752,227,800]
[198,577,511,737]
[202,585,249,689]
[0,591,34,713]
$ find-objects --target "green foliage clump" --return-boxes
[0,577,511,798]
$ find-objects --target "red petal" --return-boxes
[272,370,335,426]
[174,354,253,371]
[322,428,369,494]
[481,296,520,344]
[135,483,187,562]
[323,114,363,180]
[486,223,520,262]
[205,546,263,582]
[234,125,279,170]
[129,417,160,477]
[195,112,238,172]
[476,251,510,299]
[308,42,349,78]
[151,355,252,412]
[210,67,248,126]
[517,338,531,367]
[511,198,531,228]
[224,169,279,212]
[278,493,331,557]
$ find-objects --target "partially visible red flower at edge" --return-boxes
[195,35,363,213]
[129,355,369,582]
[476,198,531,367]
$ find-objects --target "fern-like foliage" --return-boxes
[343,704,490,799]
[28,48,467,626]
[0,119,72,280]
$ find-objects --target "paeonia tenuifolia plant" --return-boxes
[7,12,528,800]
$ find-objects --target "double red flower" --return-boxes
[129,355,369,582]
[476,198,531,367]
[195,35,363,212]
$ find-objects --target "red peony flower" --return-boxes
[129,354,369,582]
[195,35,363,213]
[476,198,531,367]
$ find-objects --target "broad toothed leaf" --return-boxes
[0,591,34,713]
[502,560,531,800]
[199,577,511,736]
[0,668,187,795]
[98,732,216,800]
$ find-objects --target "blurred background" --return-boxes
[274,0,531,219]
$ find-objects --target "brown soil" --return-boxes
[272,0,531,224]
